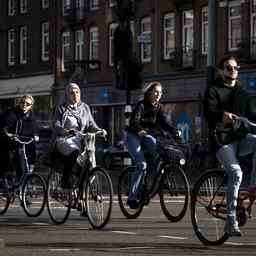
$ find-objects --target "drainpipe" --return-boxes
[207,0,216,84]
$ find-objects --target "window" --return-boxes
[163,13,175,60]
[182,10,194,67]
[20,0,28,14]
[90,0,99,10]
[41,22,49,61]
[8,29,15,66]
[140,17,152,63]
[109,23,118,66]
[20,26,27,64]
[109,0,117,7]
[251,0,256,57]
[201,6,208,55]
[228,1,241,51]
[8,0,15,16]
[62,31,71,70]
[42,0,49,9]
[75,29,85,61]
[63,0,71,16]
[89,26,99,64]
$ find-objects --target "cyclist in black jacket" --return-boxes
[126,81,179,209]
[204,55,256,237]
[1,95,36,181]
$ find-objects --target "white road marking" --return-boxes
[159,235,187,240]
[112,230,137,235]
[48,248,80,252]
[117,246,155,250]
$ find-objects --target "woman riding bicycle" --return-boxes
[52,82,107,189]
[1,94,36,181]
[204,55,256,237]
[126,81,180,209]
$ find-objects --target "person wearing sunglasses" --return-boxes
[204,55,256,237]
[1,94,36,181]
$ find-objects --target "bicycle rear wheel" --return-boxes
[0,177,10,215]
[159,165,189,222]
[22,173,46,217]
[85,167,113,229]
[46,169,71,224]
[118,166,144,219]
[191,168,229,245]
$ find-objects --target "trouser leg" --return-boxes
[216,144,242,225]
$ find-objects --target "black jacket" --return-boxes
[2,108,36,162]
[204,78,250,150]
[127,99,177,138]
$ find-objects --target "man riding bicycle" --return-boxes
[126,81,180,209]
[204,55,256,237]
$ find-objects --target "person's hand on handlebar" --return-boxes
[223,112,238,125]
[138,130,147,137]
[64,128,77,137]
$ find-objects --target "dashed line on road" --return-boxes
[116,246,155,250]
[159,235,188,240]
[48,248,80,252]
[111,230,137,235]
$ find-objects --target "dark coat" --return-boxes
[127,99,177,138]
[204,78,250,151]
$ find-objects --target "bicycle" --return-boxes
[118,137,190,222]
[0,134,47,217]
[190,116,256,245]
[46,130,113,229]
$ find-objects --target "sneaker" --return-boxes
[127,199,139,209]
[224,222,242,237]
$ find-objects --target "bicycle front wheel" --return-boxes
[159,165,189,222]
[46,169,71,224]
[118,166,144,219]
[0,177,10,215]
[191,168,229,245]
[22,173,46,217]
[85,167,113,229]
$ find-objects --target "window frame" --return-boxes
[89,26,99,61]
[140,16,152,63]
[20,0,28,14]
[75,29,85,61]
[90,0,99,11]
[20,26,28,64]
[182,9,194,67]
[42,0,49,9]
[62,31,71,68]
[41,22,50,62]
[8,29,15,66]
[109,23,118,66]
[201,6,208,55]
[228,0,241,51]
[163,12,175,60]
[8,0,15,16]
[62,0,71,16]
[251,0,256,57]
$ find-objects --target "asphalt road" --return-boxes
[0,198,256,256]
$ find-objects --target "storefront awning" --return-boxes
[0,74,54,99]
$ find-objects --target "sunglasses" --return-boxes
[225,65,240,72]
[20,101,32,107]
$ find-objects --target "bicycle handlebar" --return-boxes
[5,132,38,145]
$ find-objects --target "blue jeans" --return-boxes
[126,132,157,201]
[216,133,256,225]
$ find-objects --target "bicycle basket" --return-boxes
[157,139,186,166]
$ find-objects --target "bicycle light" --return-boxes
[180,158,186,166]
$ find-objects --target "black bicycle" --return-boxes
[190,116,256,245]
[46,131,113,229]
[0,134,46,217]
[118,138,190,222]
